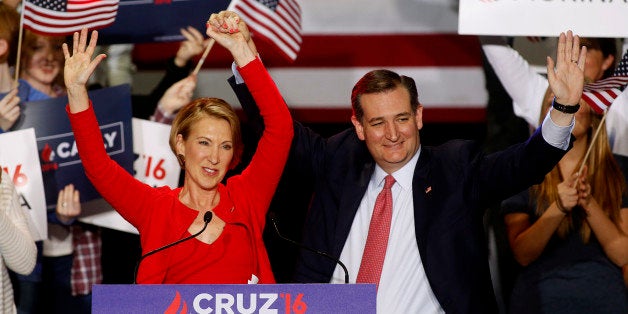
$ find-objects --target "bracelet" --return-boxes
[552,98,580,114]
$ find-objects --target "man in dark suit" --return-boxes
[231,31,586,313]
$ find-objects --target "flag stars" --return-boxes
[256,0,279,10]
[31,0,68,12]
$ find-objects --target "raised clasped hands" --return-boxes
[546,30,587,106]
[62,28,106,106]
[206,11,256,66]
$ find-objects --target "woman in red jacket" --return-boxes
[62,12,293,284]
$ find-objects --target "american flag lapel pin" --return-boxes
[425,186,432,194]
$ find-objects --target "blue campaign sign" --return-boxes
[14,85,134,209]
[98,0,232,44]
[92,284,376,313]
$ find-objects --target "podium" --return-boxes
[92,283,376,313]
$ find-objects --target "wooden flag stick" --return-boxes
[14,8,25,85]
[192,39,215,76]
[576,109,608,177]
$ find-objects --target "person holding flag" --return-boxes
[61,9,292,285]
[501,91,628,312]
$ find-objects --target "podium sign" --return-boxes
[93,284,375,313]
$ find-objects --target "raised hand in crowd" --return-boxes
[174,26,209,68]
[0,88,20,131]
[55,184,81,224]
[154,74,197,118]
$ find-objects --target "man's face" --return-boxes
[351,86,423,174]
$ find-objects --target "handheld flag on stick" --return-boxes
[576,109,608,178]
[576,50,628,177]
[582,50,628,114]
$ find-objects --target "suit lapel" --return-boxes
[333,140,374,257]
[412,147,432,254]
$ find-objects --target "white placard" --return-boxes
[131,118,180,188]
[0,128,47,241]
[459,0,628,38]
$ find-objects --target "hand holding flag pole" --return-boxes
[14,8,24,85]
[192,1,239,76]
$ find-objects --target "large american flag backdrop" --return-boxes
[131,0,487,123]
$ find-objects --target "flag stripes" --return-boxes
[234,0,302,62]
[582,50,628,114]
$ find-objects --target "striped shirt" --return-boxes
[0,170,37,313]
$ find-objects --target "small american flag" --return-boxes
[233,0,302,62]
[582,50,628,114]
[23,0,119,36]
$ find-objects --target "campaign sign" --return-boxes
[0,128,47,240]
[98,0,232,44]
[92,284,376,314]
[132,118,180,188]
[459,0,628,37]
[13,85,133,211]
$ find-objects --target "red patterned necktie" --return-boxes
[356,175,395,288]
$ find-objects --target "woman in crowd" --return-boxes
[0,168,37,313]
[62,10,292,284]
[501,97,628,313]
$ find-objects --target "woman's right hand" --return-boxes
[62,28,106,111]
[556,172,579,213]
[206,11,256,67]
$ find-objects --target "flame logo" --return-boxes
[164,291,188,314]
[40,143,54,162]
